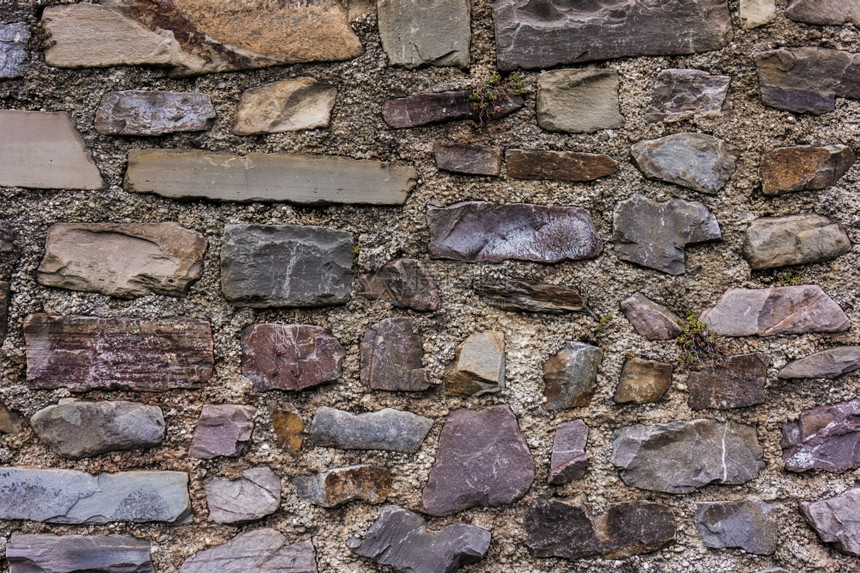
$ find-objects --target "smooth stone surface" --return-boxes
[180,530,317,573]
[781,396,860,473]
[221,224,353,308]
[383,89,523,129]
[241,324,344,391]
[205,467,281,523]
[37,222,206,298]
[189,404,255,459]
[378,0,470,69]
[347,505,491,573]
[0,468,190,523]
[474,278,585,314]
[544,342,603,410]
[536,69,624,133]
[615,358,672,405]
[126,149,416,205]
[620,293,683,340]
[631,133,737,194]
[24,314,213,392]
[433,143,501,176]
[308,407,433,453]
[801,486,860,557]
[95,91,215,135]
[744,215,851,270]
[687,353,769,410]
[778,347,860,379]
[696,501,778,555]
[271,404,303,454]
[548,419,588,485]
[0,111,103,190]
[7,533,154,573]
[611,419,764,494]
[232,78,336,135]
[493,0,731,70]
[505,150,618,181]
[421,405,534,516]
[701,286,850,337]
[428,201,602,263]
[293,464,391,508]
[358,258,441,312]
[446,331,505,396]
[360,317,429,391]
[0,402,22,434]
[613,194,722,275]
[30,399,165,459]
[645,69,731,123]
[740,0,776,29]
[786,0,860,27]
[760,145,854,195]
[0,22,28,78]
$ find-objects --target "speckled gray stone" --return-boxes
[0,23,28,78]
[696,501,778,555]
[743,215,851,270]
[308,407,433,453]
[95,91,215,135]
[7,533,154,573]
[778,347,860,379]
[631,133,737,194]
[378,0,470,69]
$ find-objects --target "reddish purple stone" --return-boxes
[782,395,860,473]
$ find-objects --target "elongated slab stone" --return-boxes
[760,146,854,195]
[620,293,683,340]
[37,222,207,298]
[446,330,505,396]
[474,278,585,314]
[126,149,415,204]
[382,90,523,128]
[308,407,433,453]
[358,258,440,312]
[779,347,860,379]
[548,420,588,485]
[433,143,501,176]
[0,111,104,190]
[696,501,777,555]
[205,467,281,523]
[180,531,317,573]
[95,91,215,135]
[781,396,860,473]
[787,0,860,28]
[7,533,154,573]
[0,468,190,523]
[611,420,764,493]
[232,78,336,135]
[536,69,624,133]
[378,0,470,69]
[189,404,255,459]
[801,486,860,557]
[293,464,391,508]
[687,353,769,410]
[361,317,429,391]
[505,150,617,181]
[492,0,732,70]
[631,133,737,194]
[543,342,603,410]
[24,314,213,391]
[700,286,850,337]
[428,201,602,263]
[347,505,491,573]
[744,215,851,270]
[0,23,28,78]
[0,226,17,341]
[645,69,731,123]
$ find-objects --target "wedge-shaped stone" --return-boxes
[760,146,854,195]
[611,419,764,493]
[786,0,860,27]
[0,111,103,190]
[687,353,769,410]
[37,222,206,298]
[474,278,585,314]
[744,215,851,270]
[506,150,618,181]
[631,133,737,194]
[358,258,440,312]
[492,0,732,70]
[361,317,429,391]
[701,286,850,337]
[24,314,213,391]
[548,419,588,485]
[189,404,255,459]
[778,347,860,379]
[782,396,860,473]
[433,143,501,176]
[536,69,624,133]
[382,90,523,128]
[0,468,190,523]
[620,293,683,340]
[446,330,505,396]
[347,505,491,573]
[801,486,860,557]
[696,501,777,555]
[232,78,336,135]
[378,0,470,69]
[615,358,672,405]
[205,467,280,523]
[7,533,154,573]
[645,69,731,123]
[0,23,28,78]
[293,464,391,508]
[180,530,317,573]
[95,91,215,135]
[543,342,603,410]
[308,407,433,453]
[126,149,416,204]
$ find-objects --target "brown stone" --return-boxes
[474,278,585,314]
[232,78,337,135]
[544,342,603,410]
[760,145,854,195]
[358,258,440,312]
[271,404,303,454]
[614,358,672,405]
[445,331,505,396]
[293,464,391,508]
[0,402,22,434]
[687,353,769,410]
[360,318,429,391]
[505,150,617,182]
[433,143,502,176]
[382,90,523,129]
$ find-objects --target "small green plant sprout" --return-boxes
[468,72,529,131]
[28,24,54,51]
[676,312,727,370]
[597,313,612,331]
[776,270,805,286]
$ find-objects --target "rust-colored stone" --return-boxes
[505,150,617,182]
[270,404,303,454]
[760,145,854,195]
[293,464,391,508]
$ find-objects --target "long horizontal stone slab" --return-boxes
[308,407,433,452]
[7,533,154,573]
[180,530,317,573]
[95,91,215,135]
[743,215,851,270]
[124,150,417,205]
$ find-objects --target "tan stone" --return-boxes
[232,78,337,135]
[614,358,672,405]
[740,0,775,29]
[537,69,624,133]
[446,331,505,396]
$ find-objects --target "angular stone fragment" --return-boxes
[358,258,440,312]
[221,224,353,308]
[701,286,850,337]
[744,215,851,270]
[308,407,433,453]
[696,501,777,555]
[0,402,21,434]
[293,464,391,508]
[24,314,213,392]
[688,353,769,410]
[0,111,104,190]
[0,23,28,78]
[779,347,860,379]
[611,419,764,493]
[180,530,317,573]
[620,293,683,340]
[7,533,154,573]
[232,78,336,135]
[428,201,602,263]
[740,0,776,29]
[446,331,505,396]
[360,317,429,391]
[800,486,860,557]
[95,91,215,135]
[615,358,672,405]
[536,69,624,133]
[506,150,617,181]
[30,399,165,459]
[0,468,190,523]
[492,0,731,70]
[786,0,860,27]
[548,420,588,485]
[631,134,737,194]
[0,226,16,341]
[205,467,281,523]
[189,404,255,459]
[382,90,523,128]
[378,0,470,69]
[242,324,344,391]
[433,143,501,176]
[421,405,534,516]
[271,404,303,454]
[474,278,585,314]
[347,505,491,573]
[525,499,676,559]
[544,342,603,410]
[760,146,854,195]
[645,69,731,123]
[37,222,207,298]
[781,396,860,473]
[126,150,416,205]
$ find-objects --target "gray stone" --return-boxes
[7,533,154,573]
[645,69,731,123]
[95,91,215,135]
[293,464,391,508]
[378,0,470,69]
[0,22,28,78]
[474,278,585,314]
[189,404,255,460]
[505,149,618,181]
[446,331,505,396]
[801,486,860,557]
[548,420,588,485]
[308,407,433,453]
[358,258,441,312]
[382,89,523,129]
[687,353,769,410]
[778,347,860,379]
[221,224,353,308]
[544,342,603,410]
[620,293,683,340]
[0,111,104,190]
[126,149,416,205]
[360,317,429,391]
[755,569,792,573]
[0,402,22,434]
[701,286,850,337]
[615,358,673,405]
[631,134,737,194]
[232,78,336,135]
[536,69,624,133]
[786,0,860,27]
[613,194,722,275]
[0,226,15,341]
[30,399,165,459]
[180,530,317,573]
[421,405,534,516]
[743,215,851,270]
[760,145,854,195]
[611,419,765,494]
[205,467,281,523]
[347,505,491,573]
[740,0,776,29]
[0,468,190,523]
[696,501,778,555]
[433,143,501,176]
[781,396,860,473]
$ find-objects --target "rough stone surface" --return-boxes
[347,505,491,573]
[427,201,602,263]
[382,89,523,128]
[232,78,337,135]
[377,0,470,69]
[358,258,440,312]
[189,404,255,459]
[241,323,345,391]
[801,486,860,557]
[7,533,154,573]
[620,293,683,340]
[631,133,737,194]
[446,330,505,396]
[24,314,213,392]
[613,194,722,275]
[543,342,603,410]
[422,405,534,516]
[180,531,317,573]
[701,286,850,337]
[505,150,618,182]
[779,347,860,380]
[645,69,731,123]
[205,467,281,523]
[615,358,673,405]
[474,278,585,314]
[744,215,851,270]
[308,407,433,453]
[433,143,501,176]
[293,464,391,508]
[37,222,207,298]
[0,402,22,434]
[536,69,624,133]
[696,501,778,555]
[548,420,588,485]
[611,420,765,493]
[687,353,769,410]
[271,404,303,454]
[740,0,776,29]
[786,0,860,27]
[781,396,860,473]
[360,317,429,391]
[0,226,16,341]
[0,22,28,78]
[95,91,215,135]
[221,224,353,308]
[760,145,855,195]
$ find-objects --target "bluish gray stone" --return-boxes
[696,501,778,555]
[95,91,215,135]
[180,530,317,573]
[631,133,737,194]
[7,533,154,573]
[308,407,433,453]
[0,23,28,78]
[205,467,281,524]
[378,0,470,69]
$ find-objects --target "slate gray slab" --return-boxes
[778,346,860,379]
[781,396,860,473]
[0,22,28,78]
[696,501,778,555]
[505,150,618,181]
[536,69,624,133]
[474,278,585,314]
[615,358,672,405]
[7,533,154,573]
[786,0,860,27]
[382,89,522,128]
[645,69,731,123]
[446,330,505,396]
[801,486,860,557]
[360,317,429,391]
[548,419,588,485]
[180,530,317,573]
[378,0,470,69]
[308,407,433,453]
[189,404,255,460]
[433,143,501,176]
[631,133,737,194]
[95,91,215,135]
[687,353,769,410]
[760,145,854,195]
[293,464,391,508]
[233,78,336,134]
[743,215,851,270]
[543,342,603,410]
[358,258,441,312]
[205,467,281,523]
[620,293,683,340]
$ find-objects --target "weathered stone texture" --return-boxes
[0,22,28,78]
[687,353,769,410]
[433,143,501,176]
[505,150,617,181]
[0,402,21,435]
[740,0,776,29]
[7,533,154,573]
[361,317,429,391]
[760,145,854,195]
[744,215,851,270]
[620,293,683,340]
[95,91,215,135]
[205,467,281,523]
[615,358,672,405]
[779,347,860,379]
[631,133,737,194]
[358,258,440,312]
[696,501,778,555]
[293,464,391,508]
[474,278,585,314]
[189,404,255,459]
[543,342,603,410]
[645,69,730,123]
[383,89,522,128]
[801,486,860,557]
[446,330,505,396]
[271,404,303,454]
[536,69,624,133]
[0,226,17,341]
[180,531,317,573]
[308,407,433,453]
[781,396,860,473]
[232,78,336,134]
[378,0,470,69]
[786,0,860,27]
[548,420,588,485]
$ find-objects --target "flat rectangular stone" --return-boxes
[505,150,617,181]
[95,91,215,135]
[433,143,501,175]
[125,149,416,205]
[383,90,523,128]
[7,533,154,573]
[24,314,213,391]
